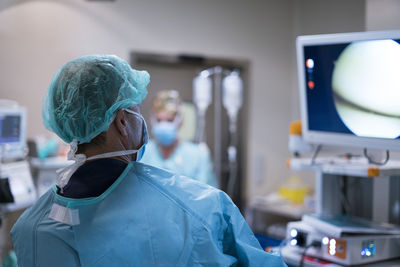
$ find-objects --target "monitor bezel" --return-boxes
[297,30,400,151]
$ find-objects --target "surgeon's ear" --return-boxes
[114,109,129,137]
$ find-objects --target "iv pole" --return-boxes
[193,67,223,186]
[223,71,243,196]
[193,67,243,196]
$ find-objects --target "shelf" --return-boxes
[249,196,314,220]
[288,157,400,178]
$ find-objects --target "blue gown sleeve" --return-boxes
[189,191,287,266]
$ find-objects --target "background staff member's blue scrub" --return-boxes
[141,140,217,187]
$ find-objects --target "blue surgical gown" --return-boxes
[11,161,286,267]
[141,140,217,187]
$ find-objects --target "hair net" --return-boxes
[42,55,150,144]
[152,90,181,116]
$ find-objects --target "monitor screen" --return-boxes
[297,30,400,151]
[0,107,26,159]
[0,115,21,144]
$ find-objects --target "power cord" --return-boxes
[278,238,289,258]
[339,176,351,214]
[299,240,322,267]
[311,144,322,165]
[363,148,389,166]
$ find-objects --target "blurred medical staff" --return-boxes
[141,90,217,187]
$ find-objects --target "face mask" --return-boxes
[56,109,148,191]
[152,121,178,146]
[123,108,148,161]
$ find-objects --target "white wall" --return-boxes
[0,0,295,201]
[366,0,400,31]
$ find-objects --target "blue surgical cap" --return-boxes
[42,55,150,144]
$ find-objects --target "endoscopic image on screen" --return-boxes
[332,39,400,139]
[304,39,400,140]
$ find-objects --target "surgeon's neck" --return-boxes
[76,122,136,163]
[159,139,179,159]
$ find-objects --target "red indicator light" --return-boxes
[308,81,315,90]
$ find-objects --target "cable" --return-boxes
[311,144,322,165]
[299,240,322,267]
[339,176,351,214]
[363,148,389,166]
[275,238,291,266]
[278,238,290,258]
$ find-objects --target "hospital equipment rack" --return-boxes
[282,157,400,266]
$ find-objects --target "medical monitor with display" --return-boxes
[297,30,400,151]
[0,107,26,159]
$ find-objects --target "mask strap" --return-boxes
[86,149,140,161]
[67,139,78,160]
[173,113,183,126]
[56,139,87,192]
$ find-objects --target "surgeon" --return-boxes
[141,90,217,187]
[11,55,286,267]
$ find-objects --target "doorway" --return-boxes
[131,52,249,208]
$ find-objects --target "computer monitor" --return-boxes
[297,30,400,151]
[0,106,27,159]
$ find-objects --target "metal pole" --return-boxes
[213,67,222,185]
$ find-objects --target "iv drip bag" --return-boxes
[193,73,212,114]
[223,71,243,120]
